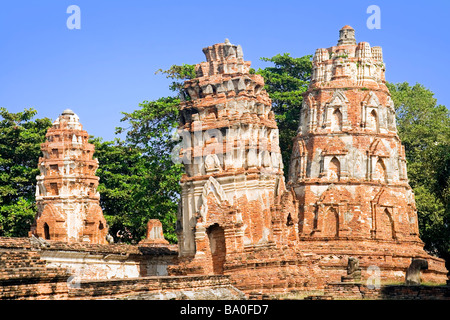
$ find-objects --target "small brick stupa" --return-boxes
[29,109,108,244]
[139,219,169,246]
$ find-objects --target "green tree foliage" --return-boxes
[0,198,36,237]
[256,53,312,172]
[111,97,184,244]
[0,108,52,236]
[92,132,182,244]
[387,82,450,263]
[90,138,147,243]
[155,64,196,92]
[95,66,195,244]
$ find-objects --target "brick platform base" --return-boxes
[314,282,450,300]
[70,275,245,300]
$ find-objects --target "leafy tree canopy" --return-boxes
[0,108,52,236]
[388,82,450,262]
[256,53,312,173]
[94,65,195,243]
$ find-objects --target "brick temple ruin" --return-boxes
[29,109,108,244]
[288,25,448,283]
[0,26,448,300]
[170,25,448,290]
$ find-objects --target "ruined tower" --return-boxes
[174,39,300,277]
[288,26,447,282]
[30,109,108,244]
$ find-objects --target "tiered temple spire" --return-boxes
[30,109,108,244]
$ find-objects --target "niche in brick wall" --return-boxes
[206,224,226,275]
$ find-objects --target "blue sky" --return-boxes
[0,0,449,141]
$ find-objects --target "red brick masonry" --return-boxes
[170,27,448,294]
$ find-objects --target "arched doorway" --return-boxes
[206,224,226,274]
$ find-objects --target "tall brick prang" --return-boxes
[170,40,322,291]
[176,39,285,260]
[30,109,108,244]
[288,26,447,283]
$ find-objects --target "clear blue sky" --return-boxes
[1,0,449,141]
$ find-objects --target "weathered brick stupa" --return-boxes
[29,109,108,244]
[288,26,447,282]
[170,39,324,291]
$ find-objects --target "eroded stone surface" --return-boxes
[140,219,170,245]
[405,258,428,285]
